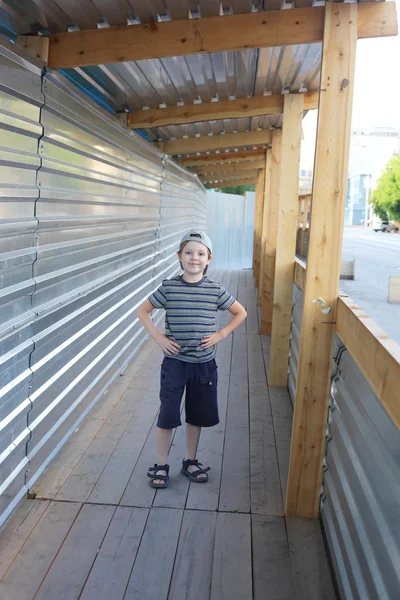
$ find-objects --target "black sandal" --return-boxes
[147,464,170,488]
[181,459,210,483]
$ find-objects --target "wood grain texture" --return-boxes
[269,94,304,386]
[47,4,397,69]
[162,130,271,155]
[260,129,282,335]
[286,3,358,518]
[129,92,318,128]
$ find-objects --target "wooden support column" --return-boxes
[269,94,304,384]
[257,150,272,306]
[260,129,282,335]
[286,3,357,518]
[253,167,266,283]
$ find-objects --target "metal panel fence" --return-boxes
[0,40,44,526]
[206,191,255,269]
[322,334,400,600]
[287,278,400,598]
[0,41,206,527]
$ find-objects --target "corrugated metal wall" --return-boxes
[207,191,254,269]
[288,282,304,403]
[321,333,400,600]
[0,39,44,528]
[0,40,206,527]
[287,280,400,598]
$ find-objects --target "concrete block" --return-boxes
[388,276,400,303]
[340,260,355,280]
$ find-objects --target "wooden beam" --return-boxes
[258,151,272,305]
[205,177,258,189]
[161,130,271,156]
[128,92,319,128]
[16,36,49,62]
[260,129,282,335]
[285,3,358,519]
[269,94,304,386]
[191,160,266,175]
[181,150,266,167]
[46,3,397,69]
[199,169,260,183]
[336,295,400,431]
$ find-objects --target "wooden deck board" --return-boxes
[0,500,50,579]
[286,517,337,600]
[210,512,253,600]
[168,510,217,600]
[80,506,148,600]
[0,501,82,600]
[34,504,115,600]
[124,507,183,600]
[87,375,161,505]
[252,514,295,599]
[248,333,283,515]
[0,270,337,600]
[218,332,251,513]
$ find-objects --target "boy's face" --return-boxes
[178,241,212,276]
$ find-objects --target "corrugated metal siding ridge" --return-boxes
[0,40,207,527]
[0,39,45,523]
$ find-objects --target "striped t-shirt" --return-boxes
[148,275,235,363]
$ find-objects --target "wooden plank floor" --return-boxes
[0,271,337,600]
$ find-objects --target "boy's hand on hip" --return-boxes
[200,331,225,349]
[155,333,180,355]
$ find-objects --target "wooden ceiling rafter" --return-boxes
[127,91,319,129]
[43,3,397,70]
[161,130,272,155]
[180,150,267,167]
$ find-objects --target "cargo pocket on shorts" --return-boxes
[199,361,218,387]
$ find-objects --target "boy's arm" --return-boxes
[200,301,247,349]
[137,299,180,355]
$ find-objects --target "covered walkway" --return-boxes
[0,271,335,600]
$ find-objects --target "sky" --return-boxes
[301,0,400,168]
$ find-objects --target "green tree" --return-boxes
[213,184,256,195]
[370,154,400,221]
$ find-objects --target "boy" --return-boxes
[136,230,247,488]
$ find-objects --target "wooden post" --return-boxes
[269,94,304,385]
[253,167,266,285]
[257,150,272,306]
[256,168,266,300]
[260,130,282,335]
[252,175,261,278]
[285,2,357,518]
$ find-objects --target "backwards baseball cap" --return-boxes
[179,230,213,254]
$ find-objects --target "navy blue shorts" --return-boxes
[157,357,219,429]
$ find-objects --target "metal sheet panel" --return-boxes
[0,1,322,140]
[321,333,400,600]
[0,41,207,526]
[0,39,44,525]
[206,190,254,269]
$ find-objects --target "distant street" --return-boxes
[341,228,400,345]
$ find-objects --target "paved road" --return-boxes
[341,228,400,345]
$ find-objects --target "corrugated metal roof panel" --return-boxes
[0,1,324,143]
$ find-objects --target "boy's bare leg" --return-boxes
[154,427,173,484]
[185,423,207,479]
